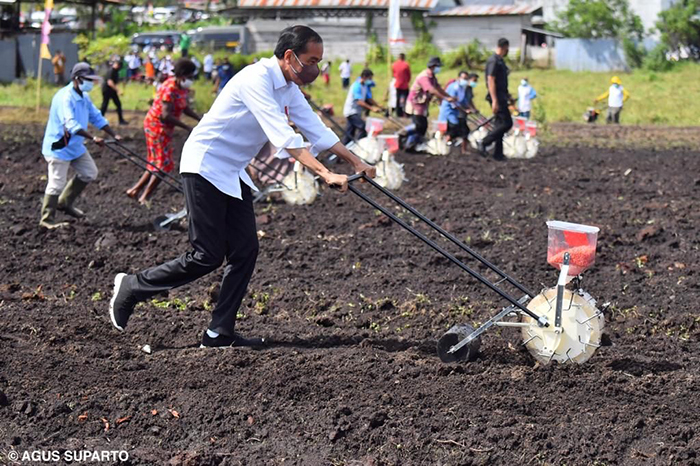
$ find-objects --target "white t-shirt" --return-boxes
[180,57,339,199]
[388,78,397,110]
[127,55,141,70]
[203,54,214,73]
[608,85,624,108]
[518,83,535,112]
[339,61,351,79]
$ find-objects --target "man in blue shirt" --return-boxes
[342,69,382,144]
[438,71,478,155]
[41,62,121,229]
[214,58,234,94]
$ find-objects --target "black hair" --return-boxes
[498,38,509,48]
[174,58,196,77]
[399,53,406,60]
[458,70,469,77]
[469,73,479,79]
[274,25,323,59]
[360,68,374,79]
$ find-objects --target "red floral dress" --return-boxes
[143,77,188,173]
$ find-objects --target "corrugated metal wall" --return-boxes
[1,32,79,83]
[0,39,17,83]
[555,38,629,72]
[432,16,530,51]
[246,16,417,60]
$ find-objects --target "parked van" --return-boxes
[189,26,248,54]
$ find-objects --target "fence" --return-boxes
[0,31,79,83]
[555,38,629,72]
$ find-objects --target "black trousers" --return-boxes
[412,115,428,138]
[101,89,124,122]
[343,114,367,144]
[395,88,409,117]
[130,174,259,336]
[447,118,469,139]
[482,103,513,159]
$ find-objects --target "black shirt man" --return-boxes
[479,38,513,161]
[101,58,127,125]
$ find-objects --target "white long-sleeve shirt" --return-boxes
[180,57,339,199]
[339,61,351,79]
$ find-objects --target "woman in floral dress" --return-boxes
[127,59,201,204]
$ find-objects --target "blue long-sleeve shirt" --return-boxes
[42,84,109,161]
[438,81,473,125]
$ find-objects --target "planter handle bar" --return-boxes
[345,174,544,324]
[104,140,184,193]
[348,173,536,299]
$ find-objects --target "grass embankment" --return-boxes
[303,60,700,127]
[1,61,699,126]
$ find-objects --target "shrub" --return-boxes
[366,32,387,64]
[622,36,646,68]
[644,43,675,71]
[407,12,440,60]
[74,34,131,66]
[442,40,490,70]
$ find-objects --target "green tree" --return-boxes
[550,0,644,39]
[655,0,700,56]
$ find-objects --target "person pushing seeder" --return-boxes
[595,76,630,124]
[109,25,376,348]
[40,63,122,229]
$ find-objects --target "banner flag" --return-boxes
[388,0,405,45]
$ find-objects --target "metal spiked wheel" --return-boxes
[521,287,604,364]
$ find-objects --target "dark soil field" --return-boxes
[1,122,700,465]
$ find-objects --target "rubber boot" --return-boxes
[57,177,89,218]
[40,194,69,229]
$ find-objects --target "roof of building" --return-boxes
[236,0,438,10]
[431,4,542,17]
[522,26,564,37]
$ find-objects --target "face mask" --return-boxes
[433,66,441,74]
[458,79,468,87]
[79,80,94,93]
[521,80,528,86]
[180,78,194,89]
[366,80,375,87]
[470,81,478,88]
[291,52,320,85]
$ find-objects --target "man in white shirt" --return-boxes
[126,53,142,81]
[339,59,352,89]
[109,26,375,348]
[517,77,536,119]
[203,53,214,80]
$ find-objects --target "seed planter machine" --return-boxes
[346,173,604,364]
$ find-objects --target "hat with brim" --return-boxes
[427,56,443,68]
[70,62,101,80]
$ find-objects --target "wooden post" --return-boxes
[36,40,43,113]
[91,1,96,40]
[387,10,391,104]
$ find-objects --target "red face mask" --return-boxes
[290,52,320,85]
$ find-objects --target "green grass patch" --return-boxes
[3,61,699,126]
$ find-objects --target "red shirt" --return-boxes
[392,60,411,90]
[145,77,189,129]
